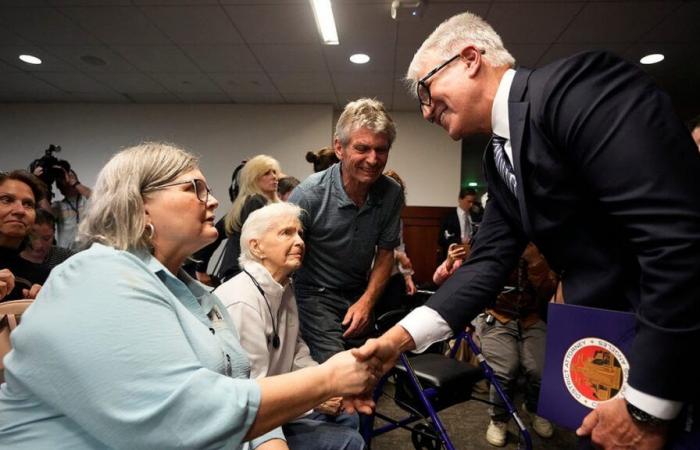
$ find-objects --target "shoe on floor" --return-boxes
[531,414,554,438]
[485,420,508,447]
[522,404,554,439]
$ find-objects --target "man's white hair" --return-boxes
[405,12,515,94]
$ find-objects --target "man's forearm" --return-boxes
[359,248,393,308]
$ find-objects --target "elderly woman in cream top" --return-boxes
[215,202,364,450]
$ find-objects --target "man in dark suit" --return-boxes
[353,11,700,450]
[437,187,477,262]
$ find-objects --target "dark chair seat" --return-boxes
[393,352,484,415]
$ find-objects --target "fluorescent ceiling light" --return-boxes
[349,53,370,64]
[19,54,42,65]
[310,0,339,45]
[468,182,478,187]
[640,54,664,65]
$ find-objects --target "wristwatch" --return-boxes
[625,400,670,427]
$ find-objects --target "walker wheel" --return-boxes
[411,423,441,450]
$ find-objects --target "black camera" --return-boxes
[29,145,71,189]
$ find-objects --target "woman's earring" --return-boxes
[145,223,156,239]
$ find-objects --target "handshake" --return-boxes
[322,326,416,414]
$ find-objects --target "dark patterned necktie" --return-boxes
[492,135,517,197]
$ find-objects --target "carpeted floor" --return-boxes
[368,380,578,450]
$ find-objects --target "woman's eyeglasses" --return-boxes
[143,179,212,204]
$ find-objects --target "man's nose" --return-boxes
[421,104,435,122]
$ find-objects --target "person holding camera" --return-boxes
[33,160,92,250]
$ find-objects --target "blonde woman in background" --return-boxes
[217,155,281,282]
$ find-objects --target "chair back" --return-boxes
[0,299,33,382]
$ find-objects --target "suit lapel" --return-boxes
[508,68,534,238]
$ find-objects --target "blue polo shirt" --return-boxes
[0,243,283,449]
[289,163,402,291]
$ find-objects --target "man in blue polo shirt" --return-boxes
[289,98,403,363]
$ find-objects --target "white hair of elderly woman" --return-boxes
[238,202,303,265]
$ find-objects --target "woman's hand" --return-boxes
[0,269,16,300]
[404,275,416,295]
[322,350,381,398]
[22,283,41,299]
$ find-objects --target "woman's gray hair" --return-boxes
[406,11,515,93]
[335,98,396,147]
[78,142,198,251]
[239,202,303,266]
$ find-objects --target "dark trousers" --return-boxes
[294,284,372,363]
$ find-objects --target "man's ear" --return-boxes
[334,138,344,160]
[459,45,482,77]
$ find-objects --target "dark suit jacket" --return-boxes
[437,209,461,260]
[426,51,700,402]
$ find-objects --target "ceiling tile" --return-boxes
[69,91,130,102]
[267,71,333,94]
[149,72,224,94]
[0,59,22,72]
[643,1,700,43]
[33,72,115,94]
[48,1,132,5]
[558,1,679,44]
[125,91,181,103]
[332,2,396,47]
[396,3,491,46]
[488,2,584,44]
[251,44,326,73]
[61,6,171,45]
[135,0,223,4]
[181,45,261,72]
[537,43,631,67]
[0,27,35,46]
[0,6,101,45]
[230,92,285,104]
[89,72,168,94]
[174,91,231,103]
[45,45,137,73]
[223,4,318,44]
[209,72,278,95]
[331,71,394,94]
[506,44,551,68]
[112,45,200,72]
[141,6,243,44]
[0,72,70,98]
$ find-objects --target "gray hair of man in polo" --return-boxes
[405,12,515,90]
[335,98,397,147]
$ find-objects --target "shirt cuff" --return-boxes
[398,306,453,353]
[624,385,683,420]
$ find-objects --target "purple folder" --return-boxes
[538,303,636,430]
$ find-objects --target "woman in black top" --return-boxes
[194,155,281,284]
[0,170,49,301]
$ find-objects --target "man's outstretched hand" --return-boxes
[576,397,667,450]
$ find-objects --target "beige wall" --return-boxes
[0,103,461,211]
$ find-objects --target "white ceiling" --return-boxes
[0,0,698,117]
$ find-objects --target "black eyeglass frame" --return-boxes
[143,179,212,204]
[417,49,486,109]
